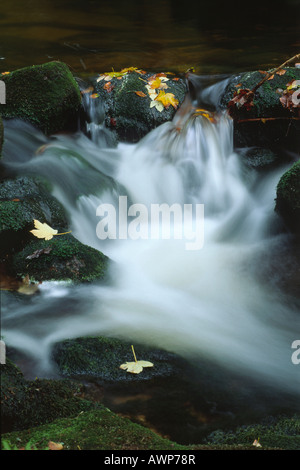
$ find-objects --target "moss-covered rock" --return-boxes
[92,69,187,142]
[219,67,300,152]
[205,414,300,450]
[1,359,96,433]
[0,176,68,256]
[0,62,82,135]
[275,160,300,233]
[1,408,191,451]
[52,336,186,383]
[12,235,109,283]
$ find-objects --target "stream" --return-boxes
[1,76,300,443]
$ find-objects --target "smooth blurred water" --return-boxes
[1,79,299,403]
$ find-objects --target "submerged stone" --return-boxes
[0,61,82,135]
[275,160,300,233]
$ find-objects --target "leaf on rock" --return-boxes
[134,91,147,97]
[103,81,114,92]
[30,220,71,241]
[120,345,154,374]
[30,220,58,241]
[155,90,179,109]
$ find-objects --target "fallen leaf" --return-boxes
[30,220,71,241]
[150,100,164,112]
[134,91,147,97]
[120,360,154,374]
[276,69,286,76]
[48,441,64,451]
[103,81,114,92]
[90,93,99,99]
[30,220,58,240]
[252,439,262,448]
[155,90,179,109]
[26,247,52,260]
[120,345,154,374]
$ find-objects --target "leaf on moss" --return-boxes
[103,81,114,93]
[30,220,71,241]
[48,441,64,450]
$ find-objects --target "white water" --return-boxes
[2,88,300,399]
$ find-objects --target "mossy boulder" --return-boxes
[219,67,300,152]
[0,176,68,256]
[275,160,300,233]
[92,69,187,142]
[52,336,186,383]
[205,414,300,450]
[1,358,96,433]
[1,408,191,451]
[12,235,109,283]
[0,61,82,135]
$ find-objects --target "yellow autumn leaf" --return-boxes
[30,220,71,241]
[155,90,179,109]
[30,220,58,240]
[120,345,154,374]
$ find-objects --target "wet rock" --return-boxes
[219,67,300,153]
[1,358,95,433]
[91,68,188,143]
[12,234,109,283]
[275,160,300,233]
[0,176,68,256]
[0,62,82,135]
[205,414,300,450]
[52,336,187,384]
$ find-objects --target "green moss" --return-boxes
[12,235,109,283]
[0,61,82,135]
[206,415,300,450]
[275,160,300,232]
[0,176,69,256]
[1,359,95,433]
[52,336,185,383]
[95,70,187,142]
[1,408,190,451]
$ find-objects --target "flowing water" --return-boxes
[1,78,300,441]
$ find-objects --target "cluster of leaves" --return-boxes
[278,79,300,113]
[92,67,180,112]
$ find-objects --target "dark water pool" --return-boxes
[0,0,299,75]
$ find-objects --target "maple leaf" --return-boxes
[155,90,179,109]
[30,220,58,240]
[30,220,71,241]
[120,345,154,374]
